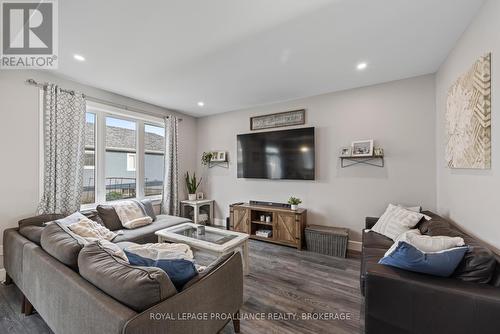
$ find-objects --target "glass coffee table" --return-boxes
[155,223,250,275]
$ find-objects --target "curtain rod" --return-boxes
[25,79,182,121]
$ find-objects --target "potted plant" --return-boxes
[201,152,214,166]
[185,172,202,201]
[288,196,302,210]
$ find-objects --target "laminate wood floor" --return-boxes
[0,240,364,334]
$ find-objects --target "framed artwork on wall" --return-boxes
[445,52,491,169]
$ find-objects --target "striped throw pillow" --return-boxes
[371,204,427,241]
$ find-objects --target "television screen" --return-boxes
[237,127,315,180]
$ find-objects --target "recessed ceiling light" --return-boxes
[357,62,367,70]
[197,101,205,107]
[73,54,85,62]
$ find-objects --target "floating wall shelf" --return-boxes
[208,161,229,168]
[340,155,384,168]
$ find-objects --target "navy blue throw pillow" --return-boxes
[379,241,468,277]
[124,250,198,291]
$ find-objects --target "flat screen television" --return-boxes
[237,127,315,180]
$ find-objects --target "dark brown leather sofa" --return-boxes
[361,211,500,334]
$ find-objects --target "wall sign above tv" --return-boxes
[237,127,315,180]
[250,109,305,131]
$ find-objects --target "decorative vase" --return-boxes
[291,204,298,210]
[188,193,197,201]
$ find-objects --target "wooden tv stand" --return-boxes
[229,203,306,249]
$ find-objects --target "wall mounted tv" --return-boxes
[237,127,315,180]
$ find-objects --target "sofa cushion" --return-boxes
[419,213,496,284]
[452,237,497,284]
[40,222,86,270]
[96,205,123,231]
[78,240,177,312]
[362,229,393,250]
[112,215,190,243]
[141,199,157,222]
[19,225,45,245]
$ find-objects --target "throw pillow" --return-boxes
[112,200,152,229]
[405,232,464,253]
[384,229,421,256]
[140,199,157,222]
[96,205,123,231]
[371,204,429,241]
[124,249,198,291]
[379,241,469,277]
[384,229,466,256]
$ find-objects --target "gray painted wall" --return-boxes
[436,0,500,251]
[196,74,437,242]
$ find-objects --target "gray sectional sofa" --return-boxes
[3,205,243,334]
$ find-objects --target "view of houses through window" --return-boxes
[81,107,165,205]
[82,113,96,204]
[144,124,165,196]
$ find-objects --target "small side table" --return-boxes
[180,199,214,225]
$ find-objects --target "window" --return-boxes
[80,103,165,207]
[82,113,96,204]
[144,124,165,196]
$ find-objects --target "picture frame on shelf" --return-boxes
[196,192,204,200]
[374,147,384,156]
[340,147,351,156]
[211,151,227,162]
[351,140,374,157]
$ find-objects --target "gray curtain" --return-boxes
[38,84,86,215]
[161,115,179,215]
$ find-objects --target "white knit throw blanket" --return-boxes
[68,218,116,241]
[113,200,152,229]
[126,243,194,261]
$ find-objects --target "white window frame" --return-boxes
[79,101,165,210]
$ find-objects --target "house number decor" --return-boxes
[250,109,305,130]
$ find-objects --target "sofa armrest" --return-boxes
[18,213,65,228]
[365,264,500,334]
[123,252,243,334]
[365,217,379,230]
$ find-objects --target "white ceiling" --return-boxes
[56,0,485,117]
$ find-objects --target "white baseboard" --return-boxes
[0,268,5,283]
[348,240,362,252]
